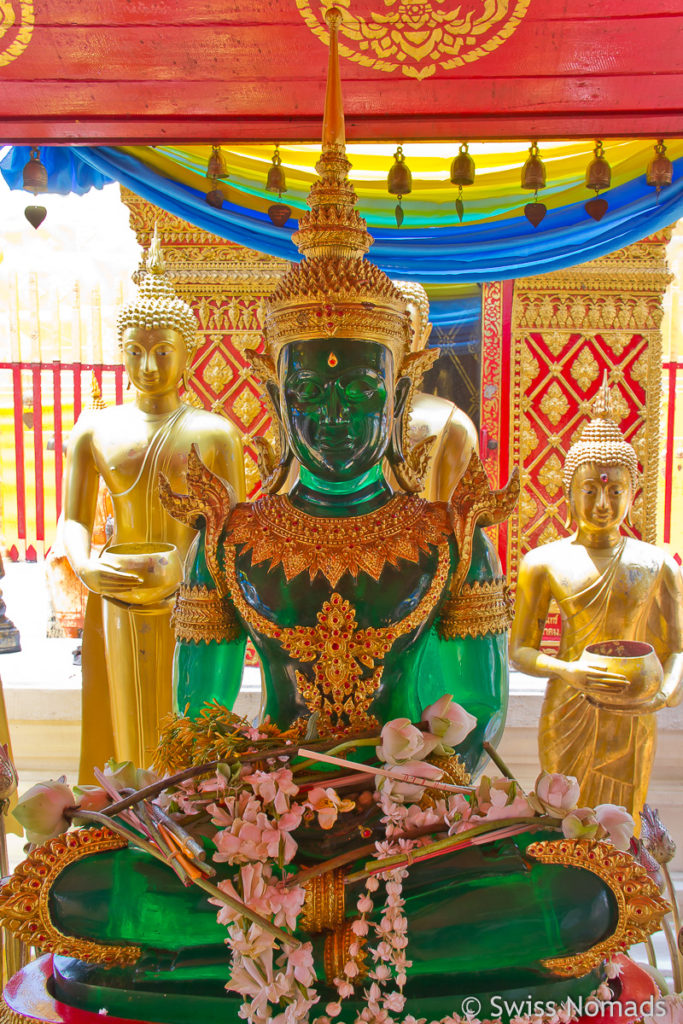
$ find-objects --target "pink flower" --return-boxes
[376,760,444,804]
[306,787,355,830]
[72,785,110,820]
[336,980,355,998]
[561,807,600,842]
[268,879,306,930]
[383,991,406,1012]
[595,803,634,851]
[377,718,438,766]
[243,768,299,815]
[421,695,476,752]
[326,1003,342,1017]
[473,777,532,822]
[286,941,316,986]
[535,771,581,814]
[14,778,75,843]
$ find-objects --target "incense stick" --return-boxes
[297,748,473,795]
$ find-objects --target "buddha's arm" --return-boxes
[432,407,478,500]
[419,529,509,774]
[195,421,247,503]
[629,557,683,713]
[510,555,628,696]
[173,530,247,717]
[62,416,140,595]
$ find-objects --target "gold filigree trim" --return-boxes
[323,919,368,985]
[437,578,513,640]
[226,493,451,588]
[450,452,520,595]
[526,839,669,977]
[224,542,450,737]
[300,868,346,933]
[172,583,241,644]
[159,445,233,595]
[0,827,141,967]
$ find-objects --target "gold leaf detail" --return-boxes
[172,584,241,644]
[0,827,140,966]
[537,453,564,496]
[232,386,263,427]
[437,578,513,639]
[226,493,451,588]
[527,839,669,977]
[571,347,600,391]
[539,381,570,426]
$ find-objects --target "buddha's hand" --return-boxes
[79,558,144,597]
[555,660,629,698]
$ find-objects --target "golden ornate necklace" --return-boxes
[223,540,451,738]
[225,493,451,587]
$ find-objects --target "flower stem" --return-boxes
[662,915,682,993]
[662,861,683,985]
[483,741,518,783]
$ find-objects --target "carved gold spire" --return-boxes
[116,223,198,354]
[563,374,639,493]
[264,8,409,367]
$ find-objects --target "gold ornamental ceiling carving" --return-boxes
[296,0,530,80]
[0,0,33,67]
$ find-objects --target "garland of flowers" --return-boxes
[15,694,646,1024]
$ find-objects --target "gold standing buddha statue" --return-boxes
[510,381,683,815]
[63,233,246,774]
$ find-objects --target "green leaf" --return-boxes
[394,203,404,228]
[455,197,464,223]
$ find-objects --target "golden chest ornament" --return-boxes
[223,497,452,737]
[225,492,452,587]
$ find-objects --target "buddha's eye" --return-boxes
[125,345,142,357]
[344,376,380,402]
[286,378,324,404]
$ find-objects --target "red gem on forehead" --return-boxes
[600,473,609,483]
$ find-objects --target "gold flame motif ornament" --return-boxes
[296,0,530,80]
[0,1,33,67]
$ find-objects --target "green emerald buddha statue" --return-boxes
[0,14,668,1024]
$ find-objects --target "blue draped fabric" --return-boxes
[3,145,683,289]
[0,146,113,196]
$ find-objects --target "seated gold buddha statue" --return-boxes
[510,381,683,815]
[389,280,479,500]
[63,234,246,771]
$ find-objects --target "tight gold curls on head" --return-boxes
[117,227,198,356]
[263,7,410,370]
[563,377,639,495]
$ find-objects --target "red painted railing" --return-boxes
[0,361,124,561]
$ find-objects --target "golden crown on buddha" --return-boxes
[264,8,411,370]
[563,377,639,496]
[116,226,198,354]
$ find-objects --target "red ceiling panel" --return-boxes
[1,1,682,143]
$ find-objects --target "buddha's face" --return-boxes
[122,327,186,395]
[570,463,632,533]
[279,338,395,479]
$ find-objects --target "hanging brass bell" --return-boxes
[521,142,546,191]
[206,186,226,209]
[585,141,611,192]
[387,145,412,197]
[450,143,475,187]
[206,145,228,181]
[646,140,673,192]
[22,148,48,195]
[266,148,287,195]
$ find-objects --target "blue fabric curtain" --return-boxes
[3,145,682,289]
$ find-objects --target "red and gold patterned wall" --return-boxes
[482,235,669,649]
[122,188,287,499]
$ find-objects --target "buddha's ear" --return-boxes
[393,374,412,423]
[245,349,292,493]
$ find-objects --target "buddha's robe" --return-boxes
[539,537,683,814]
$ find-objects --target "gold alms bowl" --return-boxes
[581,639,663,708]
[99,542,182,606]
